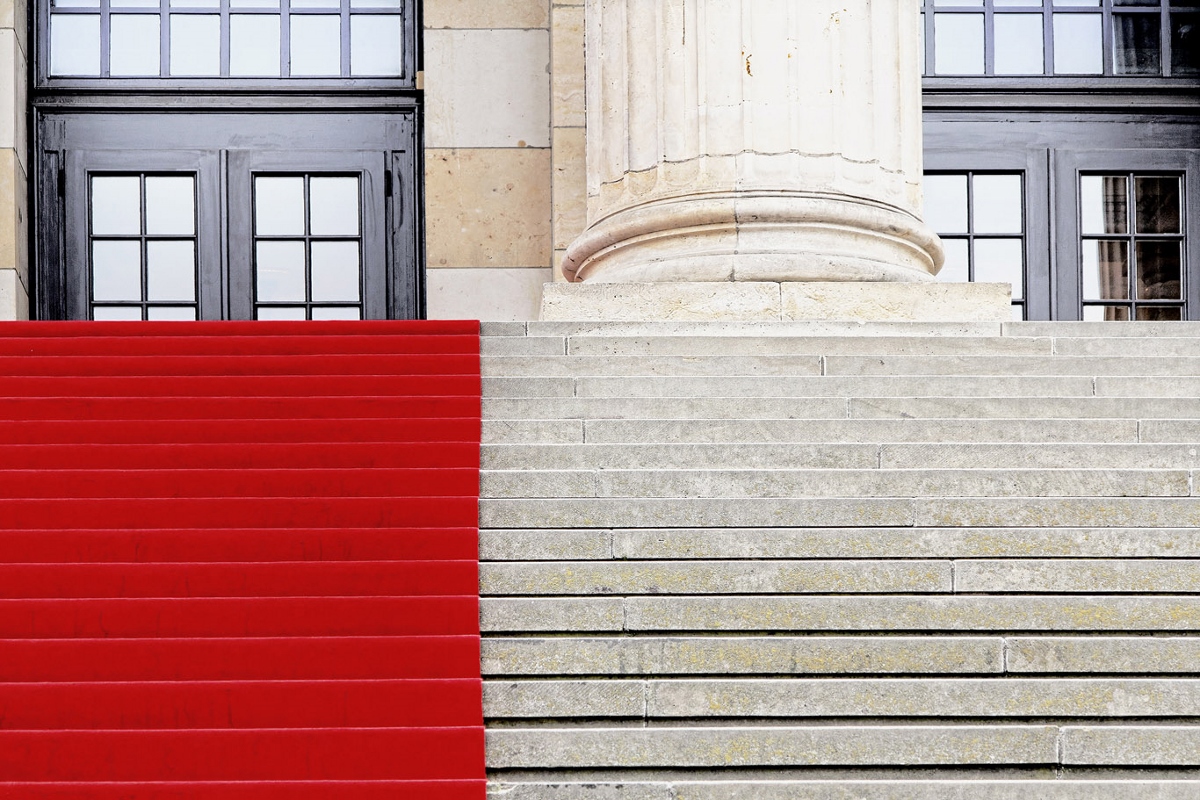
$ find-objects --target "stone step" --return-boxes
[478,528,1200,561]
[560,375,1098,399]
[850,397,1200,420]
[483,420,583,444]
[480,596,1200,633]
[525,321,1008,338]
[484,396,850,420]
[485,781,1200,800]
[483,443,1200,471]
[480,468,1189,499]
[486,725,1060,768]
[1008,321,1200,338]
[482,443,880,470]
[484,677,1200,719]
[481,497,1200,529]
[960,560,1200,593]
[482,355,822,377]
[576,418,1138,444]
[481,636,1004,676]
[562,336,1051,357]
[826,355,1200,376]
[1007,636,1200,673]
[480,560,951,596]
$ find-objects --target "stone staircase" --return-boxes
[477,320,1200,798]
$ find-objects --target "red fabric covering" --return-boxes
[0,321,485,798]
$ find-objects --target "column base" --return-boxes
[540,282,1013,322]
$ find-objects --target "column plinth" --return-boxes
[562,0,944,284]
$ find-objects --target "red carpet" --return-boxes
[0,321,485,798]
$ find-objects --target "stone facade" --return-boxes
[0,0,27,320]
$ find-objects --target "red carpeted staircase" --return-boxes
[0,321,485,799]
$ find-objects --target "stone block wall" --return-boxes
[424,0,584,321]
[0,0,27,320]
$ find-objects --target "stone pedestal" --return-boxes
[561,0,943,285]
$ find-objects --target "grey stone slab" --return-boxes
[958,560,1200,593]
[918,498,1200,528]
[482,336,567,356]
[480,321,528,336]
[582,418,1138,445]
[485,725,1059,768]
[479,560,950,596]
[1142,421,1200,443]
[646,678,1200,719]
[1006,321,1200,338]
[564,336,1051,357]
[1056,337,1200,356]
[481,443,880,471]
[483,396,849,421]
[851,396,1200,420]
[481,598,625,632]
[527,321,1006,338]
[1062,726,1200,766]
[610,528,1200,559]
[480,636,1004,676]
[1006,636,1200,674]
[1098,377,1200,398]
[625,596,1200,632]
[480,498,915,529]
[882,443,1200,470]
[484,420,584,444]
[674,781,1200,800]
[573,375,1095,399]
[484,377,576,398]
[586,469,1185,499]
[484,680,645,719]
[827,355,1200,377]
[481,355,823,378]
[488,782,673,800]
[480,530,613,561]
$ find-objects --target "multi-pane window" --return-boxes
[89,174,199,321]
[253,175,363,321]
[922,0,1200,78]
[47,0,406,78]
[924,172,1028,319]
[1080,174,1186,320]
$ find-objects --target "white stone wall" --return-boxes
[0,0,28,320]
[423,0,567,321]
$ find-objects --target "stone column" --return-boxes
[561,0,943,285]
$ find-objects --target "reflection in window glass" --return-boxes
[1114,13,1161,75]
[1082,240,1130,300]
[934,14,985,75]
[1173,14,1200,75]
[1135,176,1182,235]
[994,14,1044,75]
[170,15,221,76]
[974,239,1025,299]
[351,15,404,76]
[255,177,306,236]
[310,242,361,302]
[92,241,143,301]
[1137,241,1182,300]
[50,15,101,76]
[1081,176,1129,235]
[1053,14,1104,74]
[924,174,969,234]
[309,177,360,236]
[145,176,196,236]
[91,177,143,236]
[230,15,281,76]
[291,16,342,76]
[110,15,161,76]
[146,241,197,302]
[973,175,1023,234]
[256,241,307,301]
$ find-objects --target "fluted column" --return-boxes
[562,0,943,284]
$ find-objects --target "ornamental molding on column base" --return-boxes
[562,193,945,285]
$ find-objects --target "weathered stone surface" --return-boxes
[958,560,1200,593]
[428,267,551,322]
[479,560,950,595]
[581,419,1137,445]
[484,378,576,399]
[480,321,528,336]
[624,596,1200,632]
[827,355,1200,376]
[781,283,1011,323]
[527,321,1005,338]
[564,336,1050,357]
[481,530,613,562]
[540,283,784,322]
[482,337,567,356]
[424,0,549,29]
[485,680,644,718]
[482,354,824,378]
[608,528,1200,559]
[881,443,1200,470]
[485,726,1059,768]
[1006,321,1200,338]
[483,396,848,421]
[1007,637,1200,674]
[480,636,1004,676]
[918,498,1200,528]
[481,443,879,471]
[483,420,583,444]
[645,678,1200,718]
[480,498,915,529]
[482,598,624,632]
[1062,726,1200,766]
[1098,376,1200,397]
[851,396,1200,420]
[573,375,1093,399]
